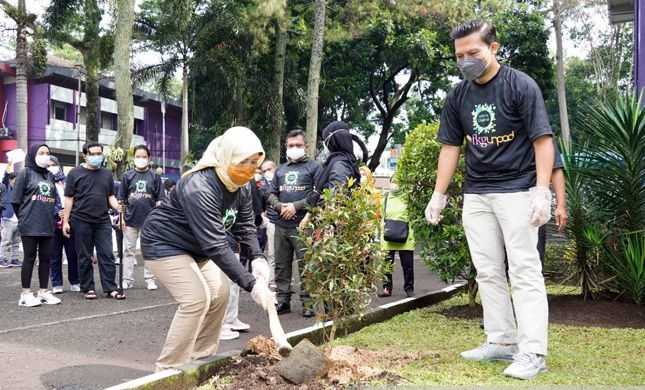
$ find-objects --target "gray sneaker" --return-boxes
[460,343,518,361]
[503,352,547,380]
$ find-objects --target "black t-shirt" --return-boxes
[438,65,553,194]
[267,159,320,228]
[64,166,114,224]
[11,168,57,236]
[119,169,163,228]
[140,169,263,292]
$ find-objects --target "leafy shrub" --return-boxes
[395,123,476,304]
[606,232,645,304]
[300,179,389,343]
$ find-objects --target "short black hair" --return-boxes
[286,129,306,141]
[82,142,103,154]
[450,20,497,45]
[133,144,151,157]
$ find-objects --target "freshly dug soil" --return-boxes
[201,337,424,389]
[440,293,645,329]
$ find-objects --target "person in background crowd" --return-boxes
[13,144,61,307]
[426,20,554,379]
[258,160,276,287]
[140,127,273,370]
[119,145,162,290]
[0,170,21,268]
[63,142,125,300]
[379,176,415,298]
[47,156,80,294]
[266,129,320,317]
[163,179,176,199]
[537,140,568,263]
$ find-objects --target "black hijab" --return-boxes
[313,121,369,197]
[25,143,50,175]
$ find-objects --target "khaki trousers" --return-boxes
[462,192,549,356]
[145,255,229,371]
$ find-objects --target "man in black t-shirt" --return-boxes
[425,21,554,380]
[63,142,124,300]
[119,145,162,291]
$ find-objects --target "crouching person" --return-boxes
[140,127,273,371]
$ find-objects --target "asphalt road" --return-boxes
[0,255,446,390]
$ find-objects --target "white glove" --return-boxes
[251,257,271,282]
[251,280,274,311]
[529,186,552,227]
[425,192,448,225]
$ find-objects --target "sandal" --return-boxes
[107,290,126,300]
[84,290,97,300]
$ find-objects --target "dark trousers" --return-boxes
[537,225,546,266]
[50,228,79,287]
[21,236,53,289]
[274,224,309,304]
[72,219,117,293]
[384,250,414,292]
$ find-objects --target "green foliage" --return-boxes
[606,232,645,305]
[300,179,389,343]
[395,123,475,302]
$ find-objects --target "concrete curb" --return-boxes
[106,282,466,390]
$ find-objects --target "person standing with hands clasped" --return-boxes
[140,127,273,371]
[13,144,61,307]
[119,145,162,290]
[426,21,554,380]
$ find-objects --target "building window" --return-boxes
[52,101,67,121]
[101,112,116,130]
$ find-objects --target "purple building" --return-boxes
[608,0,645,91]
[0,57,183,178]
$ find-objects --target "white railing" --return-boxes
[46,119,145,152]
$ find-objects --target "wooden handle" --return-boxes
[267,301,292,356]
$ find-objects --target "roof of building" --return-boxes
[608,0,634,24]
[0,56,182,109]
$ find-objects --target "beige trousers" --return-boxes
[145,255,229,371]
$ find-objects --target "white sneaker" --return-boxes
[503,352,547,380]
[219,326,240,341]
[70,284,81,292]
[38,290,62,305]
[230,319,250,332]
[146,280,158,290]
[460,343,518,361]
[120,280,134,290]
[52,286,64,294]
[18,292,41,307]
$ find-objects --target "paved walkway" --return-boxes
[0,256,446,390]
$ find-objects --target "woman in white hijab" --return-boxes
[140,127,273,371]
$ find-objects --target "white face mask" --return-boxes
[47,166,61,175]
[35,154,50,168]
[134,158,149,169]
[286,147,306,161]
[264,171,274,181]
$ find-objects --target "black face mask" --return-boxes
[457,57,488,81]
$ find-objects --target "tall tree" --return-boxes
[0,0,45,150]
[304,0,326,157]
[553,0,571,147]
[113,0,135,178]
[268,14,289,162]
[44,0,114,143]
[136,0,210,161]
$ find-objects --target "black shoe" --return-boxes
[276,302,291,315]
[405,289,415,298]
[377,287,392,297]
[302,308,315,318]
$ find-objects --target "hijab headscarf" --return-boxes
[314,121,368,194]
[25,143,50,175]
[184,126,265,192]
[48,155,66,182]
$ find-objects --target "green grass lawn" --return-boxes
[335,291,645,386]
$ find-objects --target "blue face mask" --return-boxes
[87,155,104,168]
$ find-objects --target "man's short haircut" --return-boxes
[286,129,306,141]
[83,142,103,154]
[450,20,497,45]
[133,144,151,157]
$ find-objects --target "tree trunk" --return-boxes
[113,0,135,179]
[15,0,28,151]
[269,19,288,163]
[553,0,571,148]
[84,56,100,143]
[304,0,326,158]
[181,63,189,161]
[367,115,393,171]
